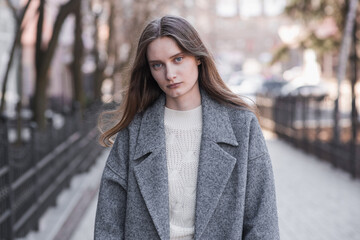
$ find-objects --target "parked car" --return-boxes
[257,79,287,97]
[227,74,264,102]
[280,83,329,97]
[226,71,246,86]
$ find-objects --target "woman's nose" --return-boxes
[166,65,176,81]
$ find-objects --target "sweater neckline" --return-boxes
[164,105,202,130]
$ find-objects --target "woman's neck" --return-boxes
[165,92,201,111]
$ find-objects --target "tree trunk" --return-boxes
[106,0,116,97]
[16,46,24,145]
[71,0,84,110]
[0,0,31,114]
[333,0,358,148]
[1,28,21,114]
[35,0,45,74]
[33,0,46,127]
[107,0,115,60]
[33,0,78,128]
[350,18,358,178]
[93,14,104,101]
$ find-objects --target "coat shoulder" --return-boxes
[224,104,258,129]
[108,112,143,173]
[111,113,142,147]
[224,104,268,159]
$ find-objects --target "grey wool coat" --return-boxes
[95,89,280,240]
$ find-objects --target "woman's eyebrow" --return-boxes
[170,52,184,58]
[148,52,184,63]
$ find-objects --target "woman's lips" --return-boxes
[167,82,181,89]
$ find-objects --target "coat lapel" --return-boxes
[132,95,170,240]
[131,90,239,240]
[194,90,239,240]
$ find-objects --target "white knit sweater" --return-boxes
[164,105,202,240]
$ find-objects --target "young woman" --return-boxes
[95,15,279,240]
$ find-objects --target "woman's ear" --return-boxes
[197,59,201,65]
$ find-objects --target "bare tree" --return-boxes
[0,0,32,114]
[33,0,80,128]
[71,0,84,109]
[333,0,359,146]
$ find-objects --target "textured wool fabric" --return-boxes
[94,89,280,240]
[164,105,202,239]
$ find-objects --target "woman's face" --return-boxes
[147,37,201,110]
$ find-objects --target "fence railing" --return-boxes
[257,93,359,179]
[0,103,104,239]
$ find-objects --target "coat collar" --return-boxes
[133,89,239,240]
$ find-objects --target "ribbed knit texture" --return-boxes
[164,105,202,240]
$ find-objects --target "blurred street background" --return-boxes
[0,0,360,239]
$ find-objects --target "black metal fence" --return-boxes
[0,103,104,239]
[257,93,360,179]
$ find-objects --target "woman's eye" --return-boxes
[152,63,162,69]
[175,57,183,62]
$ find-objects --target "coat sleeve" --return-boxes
[94,128,129,240]
[242,116,280,240]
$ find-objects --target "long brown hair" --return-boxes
[99,15,258,147]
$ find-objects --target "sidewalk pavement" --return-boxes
[22,131,360,240]
[264,131,360,240]
[21,149,110,240]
